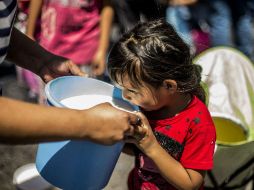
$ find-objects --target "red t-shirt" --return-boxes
[128,96,216,190]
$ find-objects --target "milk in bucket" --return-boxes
[60,94,134,112]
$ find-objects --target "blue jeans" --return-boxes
[208,0,233,47]
[166,0,232,47]
[166,6,193,46]
[210,0,254,59]
[166,0,254,59]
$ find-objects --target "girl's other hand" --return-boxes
[125,112,160,156]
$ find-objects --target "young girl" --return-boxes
[107,19,216,190]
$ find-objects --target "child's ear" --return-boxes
[163,80,177,93]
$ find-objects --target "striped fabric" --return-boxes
[0,0,17,64]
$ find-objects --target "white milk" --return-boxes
[60,94,135,112]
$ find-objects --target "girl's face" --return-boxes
[116,75,171,111]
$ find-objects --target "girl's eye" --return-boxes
[128,89,138,94]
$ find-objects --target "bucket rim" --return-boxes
[45,76,114,108]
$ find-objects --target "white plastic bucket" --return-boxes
[13,163,53,190]
[35,76,137,190]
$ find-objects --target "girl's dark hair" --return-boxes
[107,19,206,103]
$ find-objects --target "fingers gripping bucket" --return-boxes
[35,76,137,190]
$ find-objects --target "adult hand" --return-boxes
[38,56,86,83]
[91,50,106,77]
[82,103,139,145]
[7,28,86,83]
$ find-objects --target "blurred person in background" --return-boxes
[26,0,114,103]
[166,0,254,59]
[110,0,166,43]
[166,0,210,54]
[205,0,254,59]
[27,0,113,78]
[228,0,254,60]
[166,0,196,46]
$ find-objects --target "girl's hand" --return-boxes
[125,112,160,156]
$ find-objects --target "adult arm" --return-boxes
[0,97,137,144]
[6,28,84,82]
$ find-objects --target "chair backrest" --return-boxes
[194,47,254,145]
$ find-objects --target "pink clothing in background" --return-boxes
[40,0,101,65]
[15,0,41,98]
[16,67,41,97]
[191,29,210,54]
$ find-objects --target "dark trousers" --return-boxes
[111,0,166,33]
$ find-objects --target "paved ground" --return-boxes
[0,63,38,190]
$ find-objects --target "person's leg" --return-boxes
[208,0,233,47]
[110,0,140,32]
[139,0,166,21]
[235,14,254,59]
[232,1,254,60]
[166,6,193,45]
[188,3,212,54]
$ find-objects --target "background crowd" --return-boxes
[9,0,254,104]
